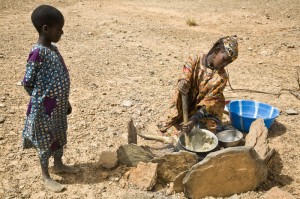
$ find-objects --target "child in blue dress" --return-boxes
[22,5,78,192]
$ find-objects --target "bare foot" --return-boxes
[53,164,79,174]
[44,178,65,192]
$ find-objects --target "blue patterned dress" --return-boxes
[22,44,70,166]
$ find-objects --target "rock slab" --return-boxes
[152,150,198,183]
[128,162,158,191]
[183,146,268,199]
[117,144,155,167]
[246,118,269,159]
[98,151,118,169]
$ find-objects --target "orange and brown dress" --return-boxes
[163,52,228,131]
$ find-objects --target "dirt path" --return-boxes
[0,0,299,198]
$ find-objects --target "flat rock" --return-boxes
[117,144,155,167]
[183,147,267,199]
[263,186,295,199]
[98,151,118,169]
[152,151,198,183]
[245,118,269,159]
[285,109,298,115]
[173,170,188,193]
[128,162,158,191]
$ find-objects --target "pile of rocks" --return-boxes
[97,118,291,199]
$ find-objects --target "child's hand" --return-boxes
[182,117,197,133]
[178,80,190,95]
[67,101,72,115]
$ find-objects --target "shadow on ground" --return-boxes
[258,151,293,191]
[268,120,287,138]
[53,162,128,185]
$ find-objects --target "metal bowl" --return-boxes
[178,128,218,153]
[216,129,243,147]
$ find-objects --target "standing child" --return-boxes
[22,5,78,192]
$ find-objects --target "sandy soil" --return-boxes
[0,0,299,198]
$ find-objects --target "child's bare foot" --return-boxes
[53,164,79,174]
[44,178,65,192]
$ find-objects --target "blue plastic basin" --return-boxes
[226,100,280,133]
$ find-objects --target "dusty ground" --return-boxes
[0,0,300,198]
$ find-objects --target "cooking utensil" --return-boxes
[216,129,243,147]
[181,93,190,146]
[177,128,218,155]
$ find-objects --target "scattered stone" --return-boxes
[127,119,137,144]
[128,162,158,191]
[183,147,267,199]
[0,116,6,123]
[0,54,3,58]
[287,44,295,48]
[100,171,109,179]
[16,81,23,86]
[98,151,118,169]
[151,151,198,183]
[246,118,269,160]
[263,186,295,199]
[121,100,133,107]
[117,144,155,167]
[166,182,174,195]
[248,47,253,51]
[8,109,15,114]
[0,103,5,108]
[285,109,298,115]
[229,194,239,199]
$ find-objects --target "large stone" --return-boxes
[128,162,158,191]
[183,147,267,199]
[246,118,269,159]
[98,151,118,169]
[173,170,189,193]
[151,151,198,183]
[117,144,155,167]
[263,186,295,199]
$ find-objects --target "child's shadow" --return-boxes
[53,162,127,185]
[268,120,286,138]
[258,151,293,191]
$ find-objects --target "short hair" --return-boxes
[31,5,64,33]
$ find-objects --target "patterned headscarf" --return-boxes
[222,35,238,62]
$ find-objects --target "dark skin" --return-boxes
[36,20,78,192]
[38,21,64,50]
[179,48,232,132]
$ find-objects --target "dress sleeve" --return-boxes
[22,48,42,94]
[179,54,199,85]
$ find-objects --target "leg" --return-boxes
[39,152,65,192]
[53,148,79,174]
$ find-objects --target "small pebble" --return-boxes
[0,116,6,123]
[285,109,298,115]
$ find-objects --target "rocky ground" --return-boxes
[0,0,299,198]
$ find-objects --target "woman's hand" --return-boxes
[182,117,197,133]
[178,79,190,95]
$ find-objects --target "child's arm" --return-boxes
[22,48,42,96]
[177,54,199,94]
